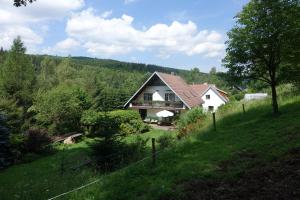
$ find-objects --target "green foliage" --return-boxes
[108,110,141,127]
[0,37,35,106]
[176,107,206,138]
[223,0,300,114]
[177,107,205,129]
[80,110,101,127]
[119,119,151,136]
[0,114,11,169]
[56,57,77,84]
[32,86,91,134]
[0,97,23,134]
[157,134,174,149]
[91,136,148,172]
[24,128,52,154]
[9,133,26,162]
[37,56,58,90]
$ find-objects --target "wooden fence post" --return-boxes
[152,138,156,165]
[242,104,245,114]
[60,146,66,175]
[212,112,216,131]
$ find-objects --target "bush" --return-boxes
[157,135,174,149]
[9,133,26,162]
[108,110,141,125]
[91,136,148,172]
[176,107,206,139]
[24,128,52,154]
[80,110,104,134]
[119,123,136,136]
[119,119,151,136]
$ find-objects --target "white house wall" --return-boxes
[201,88,225,112]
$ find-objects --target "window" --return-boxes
[165,93,175,101]
[208,106,214,111]
[206,94,210,100]
[144,93,152,101]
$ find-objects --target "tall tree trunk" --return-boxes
[270,82,279,114]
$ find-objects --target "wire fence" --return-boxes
[44,141,163,200]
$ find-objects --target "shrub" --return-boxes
[24,128,52,154]
[91,136,148,172]
[157,135,174,149]
[119,119,151,136]
[108,110,141,125]
[176,107,206,139]
[80,110,104,134]
[119,123,136,136]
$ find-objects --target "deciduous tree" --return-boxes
[223,0,300,114]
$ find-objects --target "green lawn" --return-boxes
[124,128,176,146]
[0,95,299,200]
[0,128,174,200]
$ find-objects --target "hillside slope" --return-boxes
[64,95,300,200]
[1,96,298,200]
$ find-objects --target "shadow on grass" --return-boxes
[65,99,300,200]
[0,139,98,200]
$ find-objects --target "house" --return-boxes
[124,71,229,120]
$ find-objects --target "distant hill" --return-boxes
[71,56,187,74]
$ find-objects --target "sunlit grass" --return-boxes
[0,94,299,200]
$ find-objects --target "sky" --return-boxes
[0,0,249,72]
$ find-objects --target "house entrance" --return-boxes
[139,109,147,120]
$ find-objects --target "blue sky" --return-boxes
[0,0,249,72]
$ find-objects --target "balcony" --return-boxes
[131,101,184,109]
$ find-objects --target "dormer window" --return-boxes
[206,95,210,100]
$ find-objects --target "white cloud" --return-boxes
[42,38,80,55]
[0,25,43,50]
[0,0,84,50]
[55,38,80,51]
[65,9,225,57]
[101,10,113,18]
[124,0,138,4]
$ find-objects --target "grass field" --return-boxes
[0,129,175,200]
[0,94,299,200]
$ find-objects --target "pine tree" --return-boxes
[0,37,35,107]
[0,114,11,169]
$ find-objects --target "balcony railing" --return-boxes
[131,101,184,109]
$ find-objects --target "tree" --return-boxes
[223,0,300,114]
[0,37,35,107]
[55,57,77,84]
[32,86,91,134]
[209,67,217,75]
[13,0,35,7]
[37,56,58,90]
[0,114,11,169]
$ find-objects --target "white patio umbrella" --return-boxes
[156,110,174,118]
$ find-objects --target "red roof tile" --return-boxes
[156,72,204,108]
